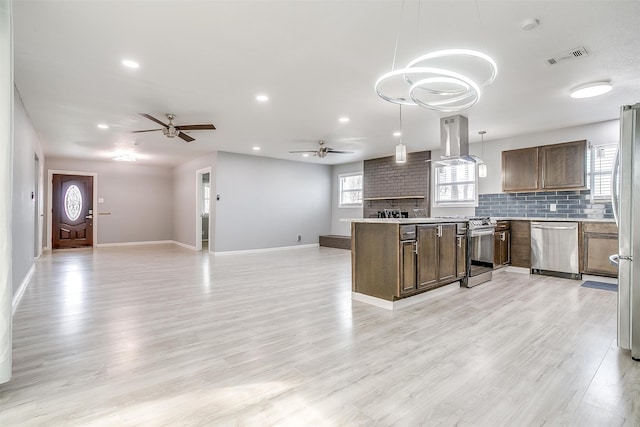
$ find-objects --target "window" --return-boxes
[339,173,363,207]
[586,143,617,201]
[433,162,477,207]
[203,182,210,215]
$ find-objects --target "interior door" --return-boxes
[52,174,93,249]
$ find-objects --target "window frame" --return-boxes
[432,161,478,208]
[338,172,363,208]
[586,142,617,203]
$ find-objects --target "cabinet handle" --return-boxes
[457,236,462,247]
[414,241,418,255]
[437,225,442,237]
[501,232,506,241]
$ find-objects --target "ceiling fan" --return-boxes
[132,113,216,143]
[289,140,354,158]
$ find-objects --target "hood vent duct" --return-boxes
[435,114,483,165]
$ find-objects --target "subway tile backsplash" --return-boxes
[475,190,614,219]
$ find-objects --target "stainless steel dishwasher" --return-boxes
[530,221,580,279]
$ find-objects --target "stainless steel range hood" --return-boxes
[433,114,483,165]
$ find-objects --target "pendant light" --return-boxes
[478,130,487,178]
[396,104,407,163]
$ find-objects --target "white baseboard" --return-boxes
[171,241,199,251]
[12,264,35,316]
[214,243,319,256]
[97,240,174,248]
[352,281,461,310]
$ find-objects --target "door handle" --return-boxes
[85,215,93,219]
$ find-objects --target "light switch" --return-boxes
[98,198,104,203]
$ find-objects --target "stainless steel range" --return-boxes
[465,217,496,287]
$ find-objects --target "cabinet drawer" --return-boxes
[582,222,618,234]
[400,225,416,240]
[494,221,510,231]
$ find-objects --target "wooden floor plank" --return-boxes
[1,245,638,426]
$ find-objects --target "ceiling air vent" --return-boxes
[545,46,589,66]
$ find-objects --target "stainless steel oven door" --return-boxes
[469,228,494,277]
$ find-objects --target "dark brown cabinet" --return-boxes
[416,224,457,291]
[510,220,531,268]
[493,221,511,268]
[400,239,417,295]
[456,234,467,280]
[581,222,618,277]
[502,147,539,192]
[539,140,587,190]
[502,140,587,193]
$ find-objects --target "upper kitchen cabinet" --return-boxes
[540,140,587,190]
[502,140,587,192]
[502,147,539,192]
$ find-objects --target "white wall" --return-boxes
[172,153,217,249]
[0,0,12,384]
[45,158,174,246]
[430,120,620,217]
[214,152,331,252]
[12,88,44,292]
[331,161,363,235]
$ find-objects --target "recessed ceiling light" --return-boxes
[256,94,269,102]
[252,146,261,151]
[393,131,401,137]
[339,117,350,123]
[302,153,310,157]
[570,81,612,99]
[97,124,109,129]
[113,154,136,162]
[122,59,140,69]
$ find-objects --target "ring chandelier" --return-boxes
[375,49,497,112]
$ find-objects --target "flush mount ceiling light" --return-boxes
[339,117,350,123]
[121,59,140,69]
[113,154,136,162]
[256,94,269,102]
[570,81,612,99]
[97,123,109,129]
[252,146,261,151]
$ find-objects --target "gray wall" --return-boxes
[172,153,217,249]
[214,152,331,252]
[430,120,620,217]
[12,89,44,293]
[45,158,174,245]
[331,161,363,236]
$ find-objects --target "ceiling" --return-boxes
[12,1,640,167]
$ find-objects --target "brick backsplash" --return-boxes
[363,151,430,218]
[475,190,614,219]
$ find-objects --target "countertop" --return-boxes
[343,217,616,224]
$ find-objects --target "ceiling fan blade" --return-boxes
[176,124,216,131]
[139,113,169,128]
[130,129,163,133]
[327,150,354,154]
[178,132,195,143]
[289,150,318,154]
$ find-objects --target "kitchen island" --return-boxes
[349,219,467,308]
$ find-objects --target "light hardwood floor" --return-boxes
[1,244,639,426]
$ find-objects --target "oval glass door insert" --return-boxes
[64,184,82,221]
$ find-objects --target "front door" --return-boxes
[52,174,93,249]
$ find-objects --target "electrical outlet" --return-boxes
[297,235,301,242]
[550,203,557,212]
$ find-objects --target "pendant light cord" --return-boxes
[390,0,406,71]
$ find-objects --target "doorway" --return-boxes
[196,167,212,252]
[34,155,40,257]
[51,174,94,249]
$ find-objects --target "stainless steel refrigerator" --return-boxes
[612,102,640,360]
